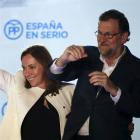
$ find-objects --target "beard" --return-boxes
[101,48,115,57]
[98,44,118,58]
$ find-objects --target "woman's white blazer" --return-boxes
[0,69,75,140]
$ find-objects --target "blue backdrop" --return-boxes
[0,0,140,139]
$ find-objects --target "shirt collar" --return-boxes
[99,46,126,67]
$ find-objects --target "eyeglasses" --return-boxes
[95,30,121,39]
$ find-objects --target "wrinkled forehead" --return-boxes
[98,19,120,32]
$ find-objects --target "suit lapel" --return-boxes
[109,47,133,90]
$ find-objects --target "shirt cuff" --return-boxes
[50,59,66,74]
[110,88,121,104]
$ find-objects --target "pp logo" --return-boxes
[1,102,7,116]
[4,19,23,40]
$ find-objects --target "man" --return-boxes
[49,9,140,140]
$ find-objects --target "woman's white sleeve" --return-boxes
[0,69,14,93]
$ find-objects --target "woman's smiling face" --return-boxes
[22,54,46,89]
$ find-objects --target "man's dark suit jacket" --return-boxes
[49,46,140,140]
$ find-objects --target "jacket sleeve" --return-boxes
[48,59,83,82]
[48,46,98,82]
[116,65,140,118]
[0,69,15,94]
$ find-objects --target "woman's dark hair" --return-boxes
[21,45,61,95]
[99,9,130,41]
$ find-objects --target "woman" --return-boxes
[0,45,75,140]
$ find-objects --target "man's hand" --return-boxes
[55,45,87,67]
[128,122,134,135]
[88,71,118,96]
